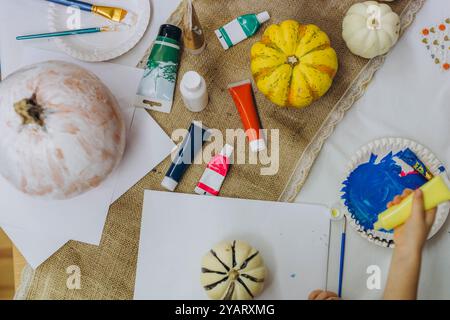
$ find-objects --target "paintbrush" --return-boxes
[45,0,138,26]
[16,25,127,41]
[337,215,347,298]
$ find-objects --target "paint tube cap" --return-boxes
[182,71,202,91]
[256,11,270,24]
[250,139,266,153]
[220,144,234,158]
[161,176,178,192]
[194,186,208,196]
[158,24,182,43]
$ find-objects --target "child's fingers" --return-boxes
[411,189,425,220]
[393,224,405,244]
[387,189,417,210]
[325,291,338,298]
[315,291,337,300]
[394,224,404,233]
[425,207,437,229]
[308,290,323,300]
[309,290,338,300]
[402,188,413,197]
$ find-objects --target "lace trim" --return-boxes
[13,264,34,300]
[279,0,426,203]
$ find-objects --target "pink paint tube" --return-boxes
[195,144,234,196]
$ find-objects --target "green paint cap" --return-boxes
[158,24,182,43]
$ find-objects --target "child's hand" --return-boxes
[308,290,339,300]
[388,189,437,253]
[383,188,436,300]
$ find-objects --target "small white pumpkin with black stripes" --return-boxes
[201,240,266,300]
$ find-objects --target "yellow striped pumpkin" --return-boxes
[251,20,338,108]
[201,240,266,300]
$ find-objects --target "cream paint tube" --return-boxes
[373,175,450,231]
[228,80,266,153]
[182,0,206,55]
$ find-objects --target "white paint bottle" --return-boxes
[180,71,209,112]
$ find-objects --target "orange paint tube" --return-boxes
[228,80,266,153]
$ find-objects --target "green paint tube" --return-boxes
[135,24,182,113]
[215,11,270,50]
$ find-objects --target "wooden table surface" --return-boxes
[0,230,16,299]
[12,246,26,291]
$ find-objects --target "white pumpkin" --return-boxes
[0,61,126,199]
[342,1,400,59]
[201,240,266,300]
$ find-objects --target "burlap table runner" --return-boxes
[15,0,423,299]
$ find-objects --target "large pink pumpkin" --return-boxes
[0,61,126,199]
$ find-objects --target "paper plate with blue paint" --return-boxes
[341,138,449,248]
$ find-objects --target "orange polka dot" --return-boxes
[422,28,429,36]
[439,24,446,31]
[443,63,450,70]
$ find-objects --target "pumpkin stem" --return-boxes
[14,94,45,127]
[229,269,239,281]
[367,15,381,30]
[287,55,299,66]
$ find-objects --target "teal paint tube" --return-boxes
[215,11,270,50]
[135,24,182,113]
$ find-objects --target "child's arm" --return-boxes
[383,189,437,300]
[308,189,436,300]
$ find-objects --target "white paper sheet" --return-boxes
[0,48,175,268]
[134,191,331,300]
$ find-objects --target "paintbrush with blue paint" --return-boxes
[330,207,346,298]
[337,216,347,298]
[44,0,138,26]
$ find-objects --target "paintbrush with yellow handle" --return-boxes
[45,0,138,26]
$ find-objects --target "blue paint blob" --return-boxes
[341,152,427,232]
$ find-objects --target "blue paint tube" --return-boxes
[161,122,210,191]
[396,148,434,180]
